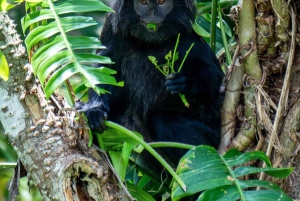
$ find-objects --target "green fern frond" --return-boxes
[21,0,123,100]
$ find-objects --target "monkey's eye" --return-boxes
[141,0,148,5]
[157,0,165,4]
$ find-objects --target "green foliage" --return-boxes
[126,182,156,201]
[148,34,194,108]
[94,122,294,201]
[21,0,124,102]
[172,147,293,201]
[102,121,186,191]
[195,0,237,58]
[0,1,294,201]
[0,50,9,81]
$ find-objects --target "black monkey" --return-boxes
[80,0,224,166]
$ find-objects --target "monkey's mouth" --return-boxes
[143,23,161,32]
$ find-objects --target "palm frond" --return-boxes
[21,0,123,100]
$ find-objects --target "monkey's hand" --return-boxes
[165,72,189,95]
[76,102,108,133]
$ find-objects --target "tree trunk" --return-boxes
[0,11,131,201]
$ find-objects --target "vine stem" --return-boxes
[178,43,195,72]
[171,34,181,73]
[149,142,194,149]
[105,121,187,191]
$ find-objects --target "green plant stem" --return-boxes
[210,0,218,52]
[178,43,195,72]
[220,156,246,201]
[218,6,231,66]
[0,162,17,168]
[177,43,194,108]
[197,0,238,16]
[105,121,187,191]
[88,129,93,147]
[179,93,189,108]
[171,34,181,73]
[95,132,105,150]
[149,142,194,149]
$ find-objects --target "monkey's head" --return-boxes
[109,0,196,43]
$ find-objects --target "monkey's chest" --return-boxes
[119,53,171,111]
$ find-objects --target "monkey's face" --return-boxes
[111,0,195,43]
[133,0,173,32]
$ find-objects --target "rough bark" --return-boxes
[0,11,131,201]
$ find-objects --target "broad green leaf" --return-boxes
[122,142,134,170]
[244,190,292,201]
[239,180,283,192]
[22,0,113,32]
[92,85,112,96]
[37,51,72,84]
[234,166,294,178]
[73,83,88,100]
[172,146,234,200]
[197,180,287,200]
[101,128,142,147]
[44,63,79,99]
[193,21,210,38]
[21,10,54,33]
[0,0,23,11]
[21,0,118,101]
[83,67,124,87]
[227,151,272,167]
[196,16,222,41]
[172,146,293,201]
[137,175,153,189]
[198,187,292,201]
[33,36,105,72]
[126,182,155,201]
[54,0,113,14]
[76,54,114,64]
[108,150,126,181]
[25,16,97,51]
[197,185,239,201]
[222,149,242,160]
[0,50,9,81]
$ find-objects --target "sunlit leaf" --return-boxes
[0,50,9,81]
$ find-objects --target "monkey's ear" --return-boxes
[113,0,124,14]
[184,0,197,18]
[109,0,124,33]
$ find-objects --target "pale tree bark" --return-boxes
[0,11,131,201]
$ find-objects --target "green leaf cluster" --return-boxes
[172,146,293,201]
[21,0,123,101]
[148,34,194,108]
[94,121,293,201]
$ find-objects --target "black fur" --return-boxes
[80,0,224,166]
